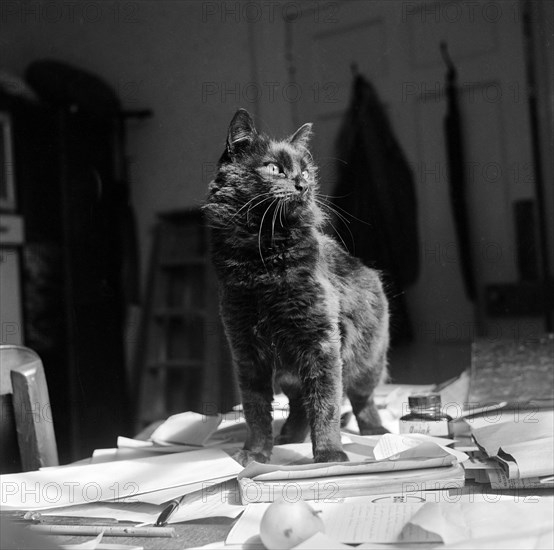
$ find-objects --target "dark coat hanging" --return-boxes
[332,75,420,344]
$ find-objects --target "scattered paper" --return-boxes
[167,480,245,523]
[468,409,553,451]
[60,532,143,550]
[439,526,554,549]
[293,532,351,549]
[238,437,464,484]
[1,448,242,510]
[228,499,554,547]
[117,474,240,505]
[487,468,554,490]
[226,502,440,545]
[370,433,459,460]
[40,501,161,524]
[149,412,222,446]
[410,500,554,546]
[61,533,104,550]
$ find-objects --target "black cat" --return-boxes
[203,109,389,465]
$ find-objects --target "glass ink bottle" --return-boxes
[399,393,452,437]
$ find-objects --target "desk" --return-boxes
[0,515,235,549]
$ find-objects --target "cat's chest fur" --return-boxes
[215,228,341,346]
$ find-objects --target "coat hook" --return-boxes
[440,41,456,76]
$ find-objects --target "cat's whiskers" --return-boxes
[315,199,356,253]
[315,198,351,227]
[278,199,286,228]
[315,194,372,227]
[258,198,279,268]
[316,192,353,200]
[245,194,275,225]
[270,200,281,247]
[227,192,273,226]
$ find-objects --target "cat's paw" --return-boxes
[313,449,349,463]
[232,449,270,467]
[360,426,389,436]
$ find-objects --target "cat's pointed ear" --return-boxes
[288,122,313,149]
[226,109,257,156]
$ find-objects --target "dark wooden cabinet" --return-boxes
[1,90,132,463]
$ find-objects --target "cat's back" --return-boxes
[317,232,388,321]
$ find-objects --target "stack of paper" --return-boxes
[237,433,467,503]
[468,409,554,488]
[0,448,242,511]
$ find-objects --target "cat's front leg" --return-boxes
[232,361,274,467]
[301,346,349,463]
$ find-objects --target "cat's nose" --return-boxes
[294,179,306,192]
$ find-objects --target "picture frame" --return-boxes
[0,111,16,212]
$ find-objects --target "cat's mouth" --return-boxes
[273,190,308,202]
[273,191,294,200]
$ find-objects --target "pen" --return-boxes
[154,496,185,527]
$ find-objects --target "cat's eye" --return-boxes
[301,170,309,180]
[262,163,285,177]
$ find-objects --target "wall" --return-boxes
[1,0,261,287]
[3,0,551,384]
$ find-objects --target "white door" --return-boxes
[283,0,542,381]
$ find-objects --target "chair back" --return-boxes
[0,345,59,473]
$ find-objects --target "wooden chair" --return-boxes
[0,345,59,473]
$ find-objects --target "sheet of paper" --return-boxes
[462,453,499,470]
[238,438,463,484]
[293,532,351,549]
[1,448,242,510]
[469,409,554,455]
[487,468,554,489]
[117,474,239,505]
[410,500,554,546]
[323,503,440,544]
[439,527,554,550]
[149,412,222,446]
[167,480,245,523]
[40,501,162,523]
[498,437,554,478]
[340,488,521,505]
[370,433,462,461]
[436,370,470,419]
[60,533,104,549]
[226,502,441,545]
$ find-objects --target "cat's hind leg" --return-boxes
[346,358,389,435]
[347,389,388,435]
[274,372,310,444]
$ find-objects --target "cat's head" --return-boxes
[205,109,323,231]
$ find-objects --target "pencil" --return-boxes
[27,524,176,538]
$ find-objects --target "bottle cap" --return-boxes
[408,393,442,409]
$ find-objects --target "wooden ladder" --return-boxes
[133,209,236,431]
